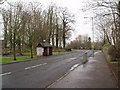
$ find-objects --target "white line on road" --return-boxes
[0,72,12,77]
[69,57,76,60]
[70,64,79,71]
[94,51,101,55]
[25,63,47,70]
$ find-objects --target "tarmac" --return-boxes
[49,51,118,88]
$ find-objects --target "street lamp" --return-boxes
[43,40,46,43]
[0,0,6,4]
[84,17,94,57]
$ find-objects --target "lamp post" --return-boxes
[43,40,46,43]
[0,0,6,4]
[84,17,94,57]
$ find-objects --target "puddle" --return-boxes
[94,51,101,55]
[88,60,96,64]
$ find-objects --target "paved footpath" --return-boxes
[49,51,118,88]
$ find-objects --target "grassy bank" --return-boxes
[1,51,68,64]
[118,60,120,67]
[102,45,119,80]
[53,51,68,55]
[1,56,37,64]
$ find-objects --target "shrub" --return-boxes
[108,45,116,61]
[103,44,111,47]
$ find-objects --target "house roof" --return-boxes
[36,43,52,48]
[36,43,43,47]
[42,43,52,47]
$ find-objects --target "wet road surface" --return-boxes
[2,50,92,88]
[50,51,117,88]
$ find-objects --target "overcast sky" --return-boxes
[0,0,94,41]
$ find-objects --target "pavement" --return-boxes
[49,51,118,88]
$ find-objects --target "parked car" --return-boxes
[65,48,72,51]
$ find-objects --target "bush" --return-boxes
[2,48,11,55]
[108,45,116,61]
[65,49,72,51]
[103,44,111,47]
[102,45,117,61]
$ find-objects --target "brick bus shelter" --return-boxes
[36,43,52,56]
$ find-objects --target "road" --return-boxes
[2,50,93,88]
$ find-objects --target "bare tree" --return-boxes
[83,0,120,56]
[59,7,75,48]
[67,34,91,49]
[2,1,75,58]
[12,3,23,60]
[1,9,9,48]
[0,0,6,4]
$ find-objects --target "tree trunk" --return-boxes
[117,1,120,57]
[106,34,111,45]
[13,30,16,60]
[29,36,33,58]
[63,24,66,48]
[63,32,66,48]
[18,39,22,55]
[9,29,12,53]
[48,31,51,44]
[3,17,8,48]
[59,37,62,48]
[9,12,12,53]
[56,25,59,48]
[52,30,54,46]
[103,29,106,45]
[30,45,33,58]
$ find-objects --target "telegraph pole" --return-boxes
[84,16,94,57]
[91,17,94,57]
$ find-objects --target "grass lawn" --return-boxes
[0,56,37,64]
[53,51,68,55]
[0,51,68,64]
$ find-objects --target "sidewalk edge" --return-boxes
[45,59,88,89]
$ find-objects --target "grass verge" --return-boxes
[0,56,37,64]
[1,51,68,64]
[53,51,68,55]
[118,60,120,67]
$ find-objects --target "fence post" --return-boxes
[93,50,94,57]
[83,52,87,61]
[85,52,87,60]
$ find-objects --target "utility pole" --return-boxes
[118,1,120,59]
[91,17,94,57]
[0,0,6,4]
[84,17,94,57]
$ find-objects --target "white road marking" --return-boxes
[0,72,12,76]
[94,51,101,55]
[24,67,31,70]
[70,64,79,71]
[81,57,83,59]
[25,63,47,70]
[67,57,76,61]
[70,57,76,60]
